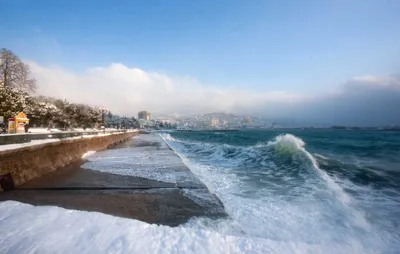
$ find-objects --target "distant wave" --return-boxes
[314,153,329,160]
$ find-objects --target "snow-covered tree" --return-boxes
[0,48,36,93]
[0,85,32,120]
[26,96,65,128]
[1,77,135,130]
[0,48,123,129]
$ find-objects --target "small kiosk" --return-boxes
[8,112,30,134]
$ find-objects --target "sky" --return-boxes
[1,0,400,126]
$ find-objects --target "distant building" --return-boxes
[244,117,252,125]
[138,111,151,121]
[210,118,219,127]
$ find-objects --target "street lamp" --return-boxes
[100,106,108,133]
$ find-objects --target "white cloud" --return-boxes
[350,76,400,86]
[27,61,304,116]
[27,61,400,126]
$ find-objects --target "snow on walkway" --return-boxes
[0,138,61,152]
[0,201,367,254]
[0,130,138,152]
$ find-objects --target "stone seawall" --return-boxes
[0,132,138,191]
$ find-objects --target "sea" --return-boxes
[1,129,400,253]
[160,129,400,253]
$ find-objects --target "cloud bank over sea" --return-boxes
[29,61,400,126]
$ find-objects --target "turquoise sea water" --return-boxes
[162,130,400,253]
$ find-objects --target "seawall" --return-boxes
[0,133,227,226]
[0,131,138,191]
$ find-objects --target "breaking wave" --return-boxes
[162,133,350,204]
[159,132,393,251]
[271,134,352,204]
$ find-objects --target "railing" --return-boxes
[0,130,133,145]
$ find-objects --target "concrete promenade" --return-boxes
[0,133,226,226]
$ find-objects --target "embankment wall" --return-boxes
[0,132,138,191]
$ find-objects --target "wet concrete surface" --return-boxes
[0,134,226,226]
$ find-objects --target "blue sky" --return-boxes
[1,0,399,93]
[1,0,400,125]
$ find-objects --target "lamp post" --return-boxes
[100,106,108,133]
[101,109,105,133]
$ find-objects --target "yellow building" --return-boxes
[8,112,29,133]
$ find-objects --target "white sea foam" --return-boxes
[0,201,371,254]
[81,135,200,184]
[82,147,178,183]
[82,150,96,159]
